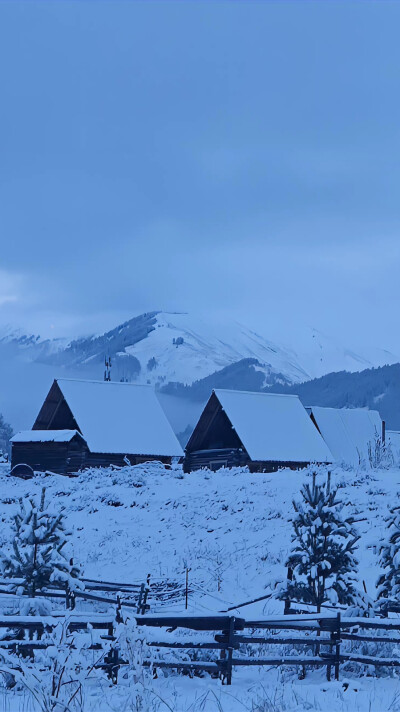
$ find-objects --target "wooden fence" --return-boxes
[134,612,341,684]
[0,574,191,614]
[132,612,400,684]
[1,606,400,685]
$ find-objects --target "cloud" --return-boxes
[0,270,23,308]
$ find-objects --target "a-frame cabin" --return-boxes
[184,389,332,473]
[11,378,183,474]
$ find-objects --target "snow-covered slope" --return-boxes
[113,315,398,385]
[123,312,309,386]
[296,326,398,379]
[0,461,394,616]
[0,461,399,711]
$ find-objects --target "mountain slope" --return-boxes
[297,326,398,378]
[117,312,311,387]
[4,311,311,388]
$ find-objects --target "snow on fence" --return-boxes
[1,602,400,686]
[0,574,192,614]
[131,612,400,684]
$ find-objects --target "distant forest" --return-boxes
[163,359,400,431]
[269,363,400,430]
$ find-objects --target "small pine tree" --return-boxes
[377,505,400,609]
[0,488,81,597]
[282,473,365,612]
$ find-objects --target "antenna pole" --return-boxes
[104,355,112,382]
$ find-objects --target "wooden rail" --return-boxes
[0,575,190,610]
[133,612,400,684]
[1,609,400,686]
[133,613,341,684]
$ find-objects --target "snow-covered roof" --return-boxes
[11,430,81,443]
[56,379,183,457]
[307,406,382,467]
[213,389,333,463]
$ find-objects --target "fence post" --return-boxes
[185,568,189,610]
[284,567,293,615]
[116,595,123,624]
[226,616,235,685]
[141,583,150,614]
[335,612,341,681]
[136,583,144,614]
[327,618,335,682]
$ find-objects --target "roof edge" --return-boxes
[213,388,300,399]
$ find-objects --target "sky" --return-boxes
[1,1,400,352]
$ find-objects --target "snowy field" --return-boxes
[0,461,399,710]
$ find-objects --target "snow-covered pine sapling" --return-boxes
[377,505,400,612]
[282,474,365,612]
[0,487,82,599]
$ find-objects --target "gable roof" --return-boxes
[11,430,83,444]
[43,379,183,457]
[307,406,382,467]
[205,389,333,463]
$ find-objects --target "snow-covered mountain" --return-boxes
[119,312,311,387]
[0,310,398,433]
[1,311,311,387]
[3,311,396,387]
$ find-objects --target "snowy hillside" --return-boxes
[0,461,399,710]
[296,326,398,380]
[0,462,387,616]
[123,312,310,386]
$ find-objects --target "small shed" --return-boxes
[184,389,333,473]
[10,430,88,475]
[11,378,183,474]
[306,406,383,468]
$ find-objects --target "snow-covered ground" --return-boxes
[0,461,399,710]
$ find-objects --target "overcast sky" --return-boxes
[1,2,400,351]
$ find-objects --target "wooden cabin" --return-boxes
[11,430,88,475]
[11,378,183,474]
[183,389,333,473]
